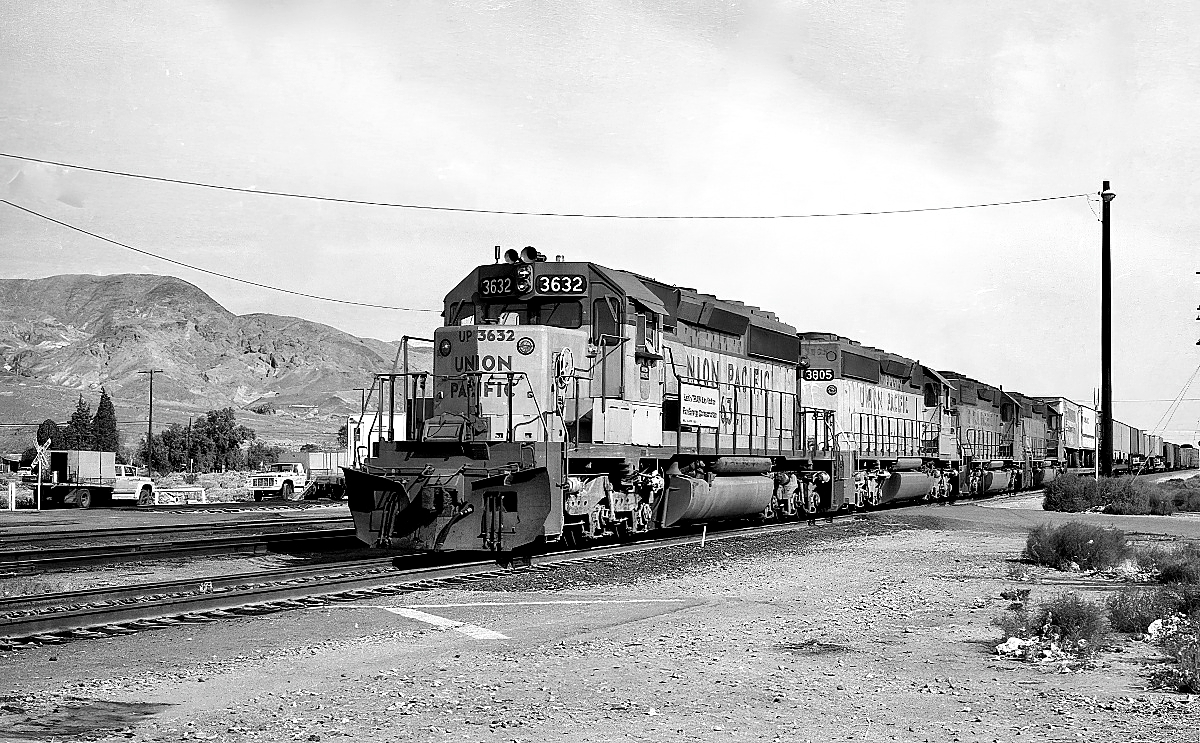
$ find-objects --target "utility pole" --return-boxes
[139,369,164,474]
[1100,182,1116,477]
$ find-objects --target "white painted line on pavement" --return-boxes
[403,599,688,608]
[383,607,509,640]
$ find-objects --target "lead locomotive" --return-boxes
[344,247,1182,552]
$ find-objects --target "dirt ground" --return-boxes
[1,504,1198,743]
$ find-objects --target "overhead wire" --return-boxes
[1148,361,1200,438]
[0,151,1091,219]
[0,199,441,313]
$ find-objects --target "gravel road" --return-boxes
[1,503,1197,742]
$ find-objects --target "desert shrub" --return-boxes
[1043,475,1102,512]
[995,591,1109,656]
[1150,616,1200,693]
[1103,477,1153,515]
[1040,592,1110,653]
[994,604,1035,641]
[1153,543,1200,585]
[1106,588,1179,633]
[1045,475,1191,515]
[1024,522,1128,571]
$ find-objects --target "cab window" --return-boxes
[592,297,622,345]
[481,303,528,325]
[530,301,582,329]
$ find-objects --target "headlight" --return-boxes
[516,279,531,293]
[516,266,531,279]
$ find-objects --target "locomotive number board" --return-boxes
[533,274,587,296]
[802,368,835,381]
[479,277,517,297]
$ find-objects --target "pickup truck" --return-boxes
[110,464,156,506]
[245,462,308,501]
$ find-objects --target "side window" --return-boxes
[592,296,622,345]
[922,383,938,408]
[1001,403,1014,422]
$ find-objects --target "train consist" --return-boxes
[344,248,1198,552]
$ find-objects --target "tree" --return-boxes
[36,419,60,448]
[246,441,283,470]
[91,388,119,452]
[60,396,93,450]
[336,423,348,450]
[20,446,37,467]
[299,443,321,452]
[139,407,257,473]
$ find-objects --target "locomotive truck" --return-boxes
[344,247,1194,553]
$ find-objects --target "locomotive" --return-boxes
[344,247,1193,552]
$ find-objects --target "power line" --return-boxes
[0,199,441,313]
[0,151,1091,219]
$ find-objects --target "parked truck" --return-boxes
[35,451,155,508]
[244,451,347,501]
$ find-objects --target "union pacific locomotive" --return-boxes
[344,247,1195,552]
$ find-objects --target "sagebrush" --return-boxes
[1023,522,1128,571]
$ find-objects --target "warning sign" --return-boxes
[680,382,720,429]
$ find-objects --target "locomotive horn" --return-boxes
[519,245,541,263]
[503,248,521,264]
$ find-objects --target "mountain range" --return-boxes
[0,274,431,451]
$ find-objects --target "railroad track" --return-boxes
[1,515,352,547]
[0,518,356,571]
[0,512,866,652]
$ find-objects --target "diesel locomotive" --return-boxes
[344,247,1194,552]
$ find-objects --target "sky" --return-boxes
[1,0,1197,443]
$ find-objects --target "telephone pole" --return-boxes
[139,369,164,473]
[1099,182,1116,477]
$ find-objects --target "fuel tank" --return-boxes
[879,471,933,504]
[663,475,773,526]
[1033,467,1059,488]
[983,470,1014,494]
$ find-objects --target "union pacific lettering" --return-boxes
[453,354,514,373]
[855,386,915,416]
[682,353,780,391]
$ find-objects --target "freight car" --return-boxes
[344,249,1192,552]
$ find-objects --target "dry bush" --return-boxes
[1150,617,1200,693]
[1042,475,1102,512]
[994,591,1110,657]
[1106,588,1178,634]
[1024,522,1128,571]
[1157,543,1200,585]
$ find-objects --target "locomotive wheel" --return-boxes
[77,488,93,509]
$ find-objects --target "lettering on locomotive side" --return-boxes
[448,377,517,398]
[856,385,915,416]
[453,355,514,373]
[683,354,780,391]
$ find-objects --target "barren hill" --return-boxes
[0,274,428,435]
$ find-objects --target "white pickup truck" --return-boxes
[110,464,156,506]
[245,462,309,501]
